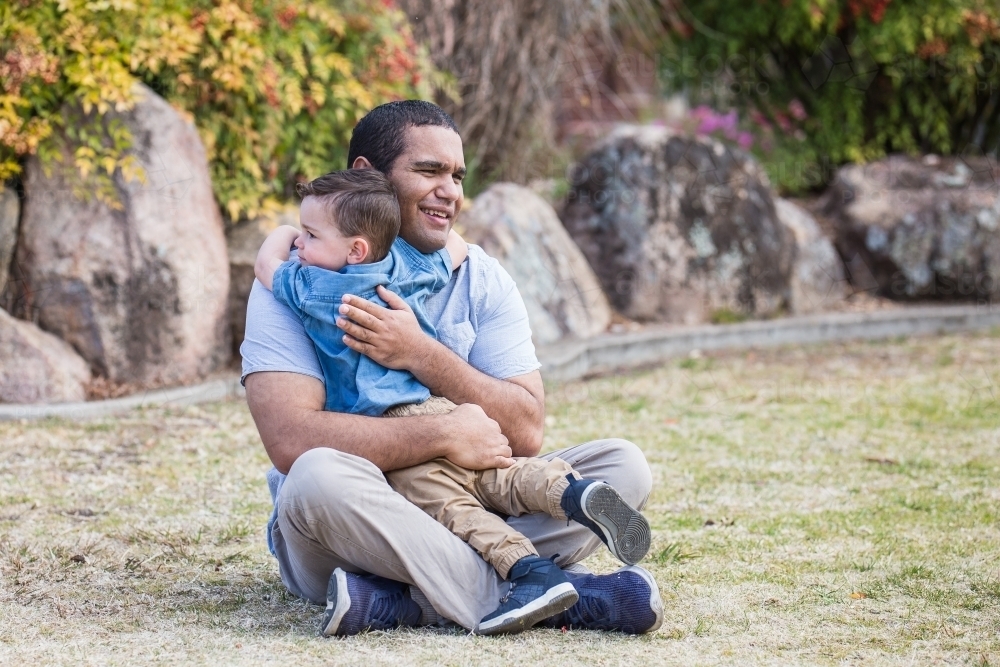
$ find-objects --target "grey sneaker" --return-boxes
[560,475,651,565]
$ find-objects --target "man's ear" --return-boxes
[351,156,374,169]
[345,237,371,265]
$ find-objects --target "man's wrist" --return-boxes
[405,335,451,382]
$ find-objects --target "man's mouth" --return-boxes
[419,206,451,223]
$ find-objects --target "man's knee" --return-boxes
[282,447,397,513]
[599,438,652,509]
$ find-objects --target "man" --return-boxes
[242,100,662,635]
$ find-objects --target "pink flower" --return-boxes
[737,132,754,149]
[788,99,807,121]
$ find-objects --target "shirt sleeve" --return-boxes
[270,259,309,311]
[240,279,324,385]
[467,253,541,380]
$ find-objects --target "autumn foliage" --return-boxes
[0,0,432,221]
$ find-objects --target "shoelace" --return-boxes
[562,589,610,627]
[366,591,404,627]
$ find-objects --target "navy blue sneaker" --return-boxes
[477,556,579,635]
[542,565,663,634]
[320,568,421,636]
[560,475,651,565]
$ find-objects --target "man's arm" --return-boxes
[245,371,516,474]
[336,287,545,457]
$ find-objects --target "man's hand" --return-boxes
[246,371,513,474]
[336,286,432,370]
[337,284,544,457]
[439,403,514,470]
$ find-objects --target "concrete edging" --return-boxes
[535,304,1000,383]
[0,377,245,422]
[2,305,997,420]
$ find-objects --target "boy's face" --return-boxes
[294,197,364,271]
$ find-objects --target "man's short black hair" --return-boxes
[347,100,460,174]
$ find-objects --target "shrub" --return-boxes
[659,0,1000,193]
[0,0,433,220]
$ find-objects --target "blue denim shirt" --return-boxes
[270,237,451,416]
[242,244,541,557]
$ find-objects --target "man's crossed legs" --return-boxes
[271,438,662,634]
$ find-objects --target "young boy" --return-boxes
[255,169,651,636]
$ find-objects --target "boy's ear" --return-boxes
[351,156,374,169]
[346,237,370,265]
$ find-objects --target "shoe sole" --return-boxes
[320,568,351,637]
[476,582,579,636]
[581,483,651,565]
[618,565,664,633]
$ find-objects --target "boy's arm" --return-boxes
[254,225,301,290]
[445,229,468,270]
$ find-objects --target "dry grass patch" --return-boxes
[1,332,999,665]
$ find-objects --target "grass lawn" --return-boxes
[1,332,998,666]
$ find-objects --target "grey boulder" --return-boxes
[460,183,612,344]
[0,307,91,404]
[775,198,847,314]
[11,84,230,385]
[822,154,1000,301]
[561,125,794,324]
[0,186,17,296]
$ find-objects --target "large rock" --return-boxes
[0,186,17,296]
[0,307,91,403]
[459,183,612,344]
[227,205,299,357]
[775,198,848,313]
[822,155,1000,301]
[561,125,795,324]
[12,84,230,384]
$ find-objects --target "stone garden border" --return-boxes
[0,377,245,422]
[2,304,998,421]
[535,304,1000,382]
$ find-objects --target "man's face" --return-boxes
[386,125,466,253]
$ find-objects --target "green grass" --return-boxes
[1,332,998,665]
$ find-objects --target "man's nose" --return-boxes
[435,176,461,202]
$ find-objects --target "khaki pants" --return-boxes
[384,397,575,579]
[272,437,652,630]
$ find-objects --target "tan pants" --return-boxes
[272,437,652,629]
[384,397,575,578]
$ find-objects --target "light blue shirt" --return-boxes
[271,238,451,416]
[241,244,540,556]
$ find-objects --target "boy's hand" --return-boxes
[445,229,468,270]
